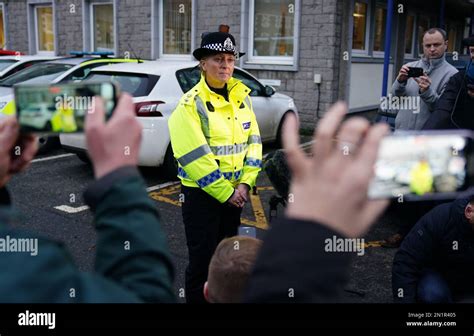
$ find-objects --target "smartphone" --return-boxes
[238,226,257,238]
[368,130,474,201]
[14,81,119,134]
[407,67,425,78]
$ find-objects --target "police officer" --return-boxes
[168,27,262,303]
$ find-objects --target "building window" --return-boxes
[91,3,114,52]
[417,16,430,56]
[352,1,369,51]
[248,0,298,65]
[447,24,458,53]
[0,3,5,49]
[405,14,415,55]
[35,5,54,53]
[373,5,386,52]
[162,0,192,55]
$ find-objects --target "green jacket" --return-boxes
[0,167,176,303]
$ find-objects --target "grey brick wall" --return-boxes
[2,0,345,130]
[4,0,29,53]
[56,0,83,55]
[116,0,151,59]
[195,0,241,47]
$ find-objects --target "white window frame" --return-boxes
[372,2,387,58]
[352,0,371,57]
[0,3,7,49]
[34,4,55,55]
[90,2,114,53]
[404,13,416,59]
[157,0,195,60]
[247,0,299,66]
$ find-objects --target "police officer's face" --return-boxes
[201,53,235,88]
[422,31,447,59]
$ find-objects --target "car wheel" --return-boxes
[76,152,91,164]
[275,111,295,148]
[163,144,179,181]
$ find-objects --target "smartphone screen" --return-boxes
[407,67,424,78]
[368,131,474,200]
[14,81,118,134]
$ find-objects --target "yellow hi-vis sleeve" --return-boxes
[168,102,235,203]
[240,108,262,188]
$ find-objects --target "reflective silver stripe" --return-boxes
[244,96,252,110]
[247,135,261,144]
[211,142,248,156]
[195,96,210,139]
[177,144,212,167]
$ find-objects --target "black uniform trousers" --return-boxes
[181,185,242,303]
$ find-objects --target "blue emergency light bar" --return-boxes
[69,51,114,57]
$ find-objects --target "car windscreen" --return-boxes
[176,66,200,93]
[85,72,159,97]
[0,63,74,87]
[0,59,19,72]
[176,66,264,96]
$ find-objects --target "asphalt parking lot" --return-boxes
[7,142,402,303]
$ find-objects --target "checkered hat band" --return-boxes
[202,43,236,53]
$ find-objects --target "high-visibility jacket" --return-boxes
[51,106,77,132]
[1,100,15,116]
[409,161,433,195]
[168,75,262,203]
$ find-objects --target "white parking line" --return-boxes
[32,153,74,163]
[54,205,89,213]
[146,181,179,192]
[54,181,180,214]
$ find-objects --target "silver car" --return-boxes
[60,61,298,178]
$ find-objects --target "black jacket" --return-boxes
[0,167,176,303]
[392,197,474,303]
[422,70,474,130]
[244,218,352,303]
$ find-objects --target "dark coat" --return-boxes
[392,197,474,302]
[422,70,474,130]
[0,167,176,303]
[244,218,352,303]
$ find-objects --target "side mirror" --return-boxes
[264,85,275,97]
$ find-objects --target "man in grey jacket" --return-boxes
[381,28,458,249]
[391,28,458,131]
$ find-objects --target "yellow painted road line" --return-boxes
[256,186,274,191]
[148,184,271,230]
[249,192,268,230]
[363,241,385,248]
[149,191,182,207]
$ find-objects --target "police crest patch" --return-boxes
[242,121,251,130]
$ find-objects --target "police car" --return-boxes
[60,61,299,178]
[0,55,60,80]
[0,51,141,152]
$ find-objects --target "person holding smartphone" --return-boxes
[382,28,458,248]
[423,35,474,130]
[390,28,458,131]
[168,26,262,303]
